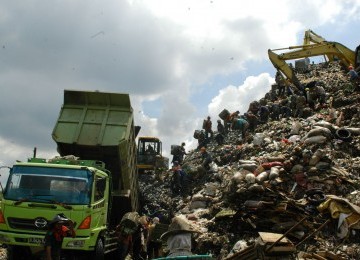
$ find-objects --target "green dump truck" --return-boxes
[0,90,140,259]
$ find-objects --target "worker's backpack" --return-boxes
[218,109,230,120]
[193,130,201,139]
[171,145,181,155]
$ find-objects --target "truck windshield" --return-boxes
[4,166,92,205]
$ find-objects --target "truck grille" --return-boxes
[8,217,48,231]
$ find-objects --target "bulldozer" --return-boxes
[268,29,360,89]
[137,136,169,173]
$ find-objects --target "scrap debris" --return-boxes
[139,61,360,259]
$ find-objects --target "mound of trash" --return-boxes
[139,61,360,260]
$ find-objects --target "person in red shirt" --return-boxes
[44,213,76,260]
[203,116,213,139]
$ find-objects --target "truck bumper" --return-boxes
[0,230,94,251]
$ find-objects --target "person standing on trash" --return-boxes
[160,216,201,257]
[200,147,212,171]
[116,220,135,260]
[244,111,258,132]
[203,116,213,139]
[178,142,187,165]
[214,132,225,145]
[147,217,163,259]
[229,110,240,122]
[215,120,225,145]
[231,117,249,140]
[258,105,270,123]
[217,119,225,135]
[269,101,281,121]
[132,215,149,260]
[223,113,233,133]
[172,143,187,165]
[44,213,76,260]
[294,91,307,118]
[314,84,326,107]
[281,104,292,118]
[171,161,189,196]
[275,71,286,97]
[348,65,359,82]
[196,130,207,150]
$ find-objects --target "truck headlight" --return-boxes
[66,240,85,248]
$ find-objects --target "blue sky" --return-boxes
[0,0,360,177]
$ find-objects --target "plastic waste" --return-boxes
[291,164,303,174]
[256,171,269,183]
[245,173,256,184]
[253,165,265,176]
[269,167,280,180]
[304,135,327,144]
[290,121,302,135]
[308,126,332,138]
[248,184,265,192]
[314,120,335,132]
[346,128,360,136]
[253,133,265,146]
[240,164,258,172]
[309,149,324,166]
[261,162,283,169]
[288,135,301,143]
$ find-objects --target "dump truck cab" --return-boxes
[0,158,112,259]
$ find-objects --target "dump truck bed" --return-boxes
[52,90,139,211]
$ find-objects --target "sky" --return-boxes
[1,0,360,183]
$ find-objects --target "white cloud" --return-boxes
[209,73,274,117]
[1,0,360,167]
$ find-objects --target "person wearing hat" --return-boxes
[160,216,200,257]
[44,213,76,260]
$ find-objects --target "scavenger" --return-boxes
[44,213,76,260]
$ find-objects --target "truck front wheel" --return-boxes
[94,238,105,260]
[7,245,32,260]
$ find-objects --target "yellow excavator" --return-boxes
[268,29,360,89]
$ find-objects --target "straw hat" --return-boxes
[160,216,200,240]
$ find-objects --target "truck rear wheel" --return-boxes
[94,238,105,260]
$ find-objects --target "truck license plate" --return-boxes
[29,237,45,244]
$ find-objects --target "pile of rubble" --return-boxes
[139,61,360,259]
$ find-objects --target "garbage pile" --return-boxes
[139,61,360,259]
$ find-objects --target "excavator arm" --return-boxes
[268,41,356,89]
[303,29,326,45]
